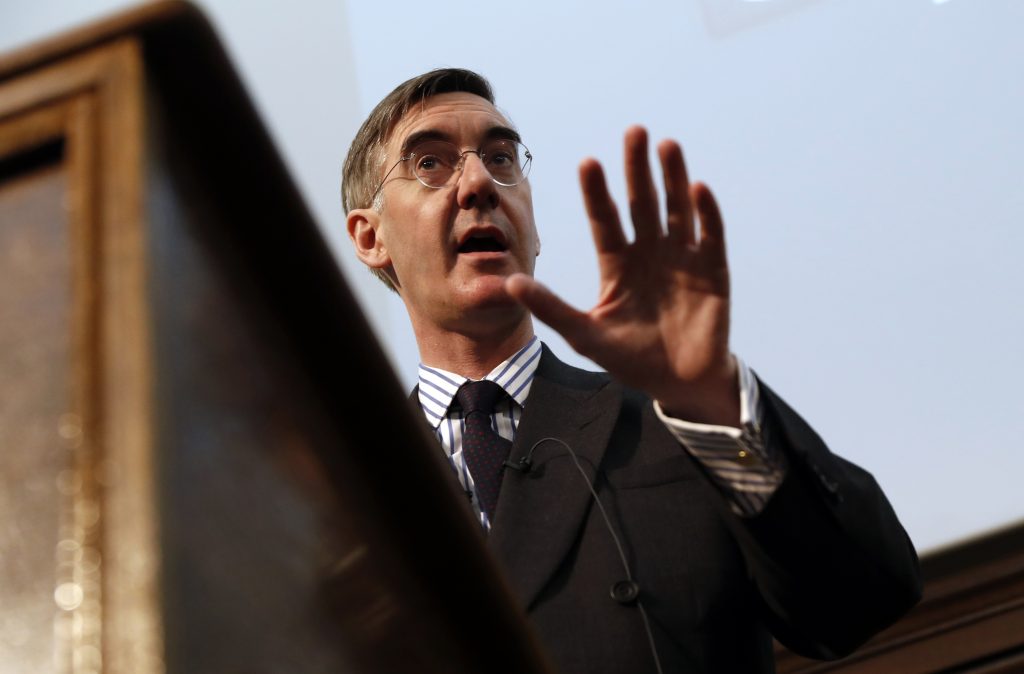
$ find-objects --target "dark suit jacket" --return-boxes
[460,346,921,674]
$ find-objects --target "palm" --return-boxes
[507,127,738,424]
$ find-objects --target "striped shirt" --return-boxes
[417,337,784,527]
[418,337,543,529]
[654,358,786,516]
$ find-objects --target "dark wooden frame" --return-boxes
[776,521,1024,673]
[0,4,554,673]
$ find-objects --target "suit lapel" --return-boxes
[489,347,622,610]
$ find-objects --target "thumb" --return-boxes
[505,274,592,348]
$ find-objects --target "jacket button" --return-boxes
[610,580,640,605]
[811,464,842,502]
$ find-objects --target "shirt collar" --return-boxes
[417,336,543,429]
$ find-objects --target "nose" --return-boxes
[455,151,500,210]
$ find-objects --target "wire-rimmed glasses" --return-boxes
[371,138,532,201]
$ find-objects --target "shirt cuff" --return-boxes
[653,358,786,516]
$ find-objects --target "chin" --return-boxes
[455,275,525,320]
[459,271,512,299]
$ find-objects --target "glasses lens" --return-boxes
[482,139,531,186]
[410,141,460,188]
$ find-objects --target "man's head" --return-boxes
[344,69,540,336]
[343,69,497,291]
[342,70,493,214]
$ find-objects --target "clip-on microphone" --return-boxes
[499,436,666,674]
[503,456,532,472]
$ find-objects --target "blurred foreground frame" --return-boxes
[1,2,1023,674]
[0,2,553,673]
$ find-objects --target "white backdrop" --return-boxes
[4,0,1022,553]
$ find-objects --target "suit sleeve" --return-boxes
[715,379,922,659]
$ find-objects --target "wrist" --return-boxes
[655,357,740,427]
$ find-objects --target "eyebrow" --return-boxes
[399,125,522,156]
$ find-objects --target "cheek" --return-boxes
[509,192,538,247]
[523,217,541,257]
[383,203,436,251]
[390,215,451,275]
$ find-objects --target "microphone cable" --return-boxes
[506,437,665,674]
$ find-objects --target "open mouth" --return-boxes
[457,230,508,254]
[458,236,507,253]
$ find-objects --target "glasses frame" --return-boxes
[369,138,532,204]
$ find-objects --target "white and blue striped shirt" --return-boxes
[653,359,786,516]
[418,337,543,529]
[417,337,784,527]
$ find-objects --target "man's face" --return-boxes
[356,92,540,333]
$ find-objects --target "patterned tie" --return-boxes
[456,380,512,521]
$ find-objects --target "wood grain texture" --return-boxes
[775,522,1024,673]
[0,118,70,674]
[0,36,159,674]
[1,4,554,674]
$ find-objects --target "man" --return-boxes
[343,69,920,673]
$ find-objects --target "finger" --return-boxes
[692,182,727,260]
[505,274,594,349]
[579,158,628,253]
[657,139,695,248]
[624,126,662,244]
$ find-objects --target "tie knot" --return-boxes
[456,380,507,416]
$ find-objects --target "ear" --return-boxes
[347,208,391,270]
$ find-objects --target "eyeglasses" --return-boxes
[371,138,532,201]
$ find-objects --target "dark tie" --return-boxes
[456,380,512,521]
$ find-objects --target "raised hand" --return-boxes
[505,126,740,426]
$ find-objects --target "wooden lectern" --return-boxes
[0,3,554,673]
